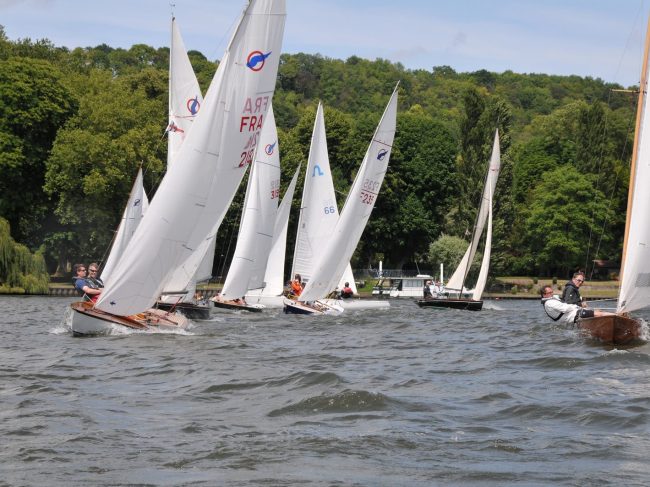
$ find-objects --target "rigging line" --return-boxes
[587,91,638,279]
[583,93,613,276]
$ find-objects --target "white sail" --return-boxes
[291,102,357,289]
[167,17,204,169]
[618,43,650,313]
[160,16,209,302]
[446,129,501,293]
[300,86,398,302]
[221,104,281,299]
[472,185,493,301]
[95,0,286,316]
[250,164,300,297]
[100,168,149,285]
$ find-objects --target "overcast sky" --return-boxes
[1,0,649,87]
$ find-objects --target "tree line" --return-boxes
[0,26,636,291]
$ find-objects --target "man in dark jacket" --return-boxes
[562,272,585,306]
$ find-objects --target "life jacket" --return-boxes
[341,287,353,298]
[561,282,582,305]
[291,280,302,296]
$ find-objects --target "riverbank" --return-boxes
[2,277,620,301]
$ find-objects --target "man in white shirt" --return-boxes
[540,285,612,324]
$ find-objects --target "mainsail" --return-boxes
[167,17,204,169]
[95,0,286,316]
[299,86,398,302]
[618,18,650,314]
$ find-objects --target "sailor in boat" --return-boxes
[432,280,444,297]
[86,262,104,289]
[561,271,585,306]
[423,280,433,299]
[290,274,303,298]
[340,282,354,299]
[72,263,102,303]
[541,285,612,324]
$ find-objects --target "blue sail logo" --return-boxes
[265,141,277,155]
[186,96,201,115]
[377,149,388,161]
[246,51,272,71]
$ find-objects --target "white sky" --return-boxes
[1,0,649,87]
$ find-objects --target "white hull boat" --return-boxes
[70,301,189,336]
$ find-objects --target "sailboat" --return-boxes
[417,129,501,311]
[576,17,650,344]
[211,104,281,312]
[156,16,211,320]
[245,165,300,306]
[70,0,287,334]
[284,85,399,315]
[289,102,361,304]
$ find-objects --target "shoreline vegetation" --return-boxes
[15,277,620,300]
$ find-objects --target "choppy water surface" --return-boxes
[2,296,650,486]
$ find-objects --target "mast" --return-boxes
[619,14,650,294]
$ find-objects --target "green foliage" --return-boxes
[0,33,636,279]
[0,56,77,246]
[427,235,481,276]
[0,218,49,293]
[521,166,614,276]
[43,68,166,263]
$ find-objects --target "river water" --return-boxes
[2,296,650,486]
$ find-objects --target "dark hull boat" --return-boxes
[211,298,264,313]
[415,297,483,311]
[156,301,211,320]
[576,314,643,345]
[283,298,343,315]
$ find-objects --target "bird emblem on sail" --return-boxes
[246,50,272,71]
[186,96,201,115]
[377,148,388,161]
[265,141,277,155]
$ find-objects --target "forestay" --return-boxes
[221,104,281,299]
[299,86,398,302]
[96,0,286,316]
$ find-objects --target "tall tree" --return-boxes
[0,57,76,248]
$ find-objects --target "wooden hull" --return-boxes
[156,301,211,320]
[576,314,642,344]
[70,301,189,336]
[283,299,344,315]
[415,298,483,311]
[211,298,264,313]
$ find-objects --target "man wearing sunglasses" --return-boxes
[562,272,586,306]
